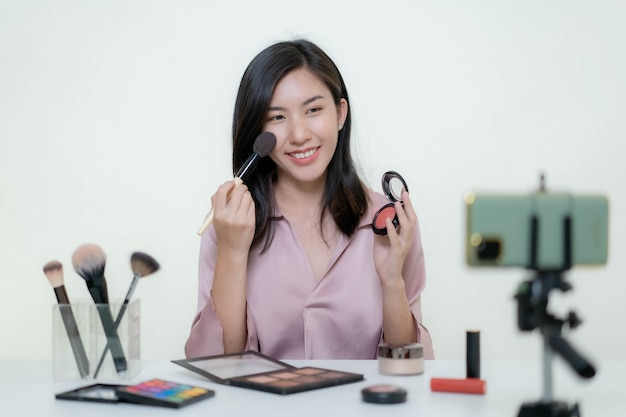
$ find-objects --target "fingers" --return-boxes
[384,191,416,247]
[384,216,401,245]
[227,181,252,212]
[212,180,236,206]
[374,189,417,284]
[400,189,417,223]
[211,180,254,221]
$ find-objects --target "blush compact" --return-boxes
[372,171,409,235]
[172,351,364,395]
[361,384,408,404]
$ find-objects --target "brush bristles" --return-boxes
[72,243,106,281]
[131,252,160,277]
[253,132,277,157]
[43,260,64,288]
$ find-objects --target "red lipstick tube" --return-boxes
[430,377,486,395]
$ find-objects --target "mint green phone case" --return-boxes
[465,192,609,269]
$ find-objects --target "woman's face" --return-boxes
[263,68,348,190]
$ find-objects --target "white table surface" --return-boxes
[1,358,623,416]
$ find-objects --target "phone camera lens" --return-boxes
[477,240,501,261]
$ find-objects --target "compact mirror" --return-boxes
[373,171,409,236]
[382,171,409,203]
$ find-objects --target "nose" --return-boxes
[288,116,311,145]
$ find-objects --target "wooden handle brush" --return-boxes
[197,132,276,235]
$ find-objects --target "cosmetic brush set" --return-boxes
[44,243,160,380]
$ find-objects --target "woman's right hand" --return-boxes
[211,180,256,252]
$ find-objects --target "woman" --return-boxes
[185,39,434,359]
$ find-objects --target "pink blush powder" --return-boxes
[375,206,396,229]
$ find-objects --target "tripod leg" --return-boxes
[518,401,580,417]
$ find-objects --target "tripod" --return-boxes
[514,211,596,417]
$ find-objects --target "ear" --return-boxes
[337,98,348,130]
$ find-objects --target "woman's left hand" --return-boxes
[373,189,417,289]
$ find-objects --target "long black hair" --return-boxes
[232,39,368,251]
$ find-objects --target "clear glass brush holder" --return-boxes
[52,299,141,381]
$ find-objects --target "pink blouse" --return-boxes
[185,191,434,360]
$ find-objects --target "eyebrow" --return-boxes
[268,95,325,112]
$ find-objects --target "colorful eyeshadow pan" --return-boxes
[115,379,215,408]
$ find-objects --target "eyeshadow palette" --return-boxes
[172,351,364,395]
[55,379,215,408]
[116,378,215,408]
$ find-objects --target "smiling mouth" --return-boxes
[288,147,319,160]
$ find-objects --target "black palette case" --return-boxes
[172,350,364,395]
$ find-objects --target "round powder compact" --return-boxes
[372,203,399,235]
[378,343,424,376]
[361,384,408,404]
[371,171,409,236]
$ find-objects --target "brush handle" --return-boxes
[114,275,140,328]
[197,209,215,235]
[93,275,139,378]
[87,283,128,375]
[197,177,244,235]
[94,304,128,375]
[54,287,90,378]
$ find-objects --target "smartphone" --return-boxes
[464,191,609,269]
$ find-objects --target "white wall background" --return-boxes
[1,0,625,363]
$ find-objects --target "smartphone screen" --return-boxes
[465,192,609,269]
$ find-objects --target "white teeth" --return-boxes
[290,148,317,159]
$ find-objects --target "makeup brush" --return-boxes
[116,252,160,326]
[44,260,90,378]
[197,131,277,235]
[72,243,128,376]
[93,251,160,378]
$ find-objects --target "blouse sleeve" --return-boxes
[184,228,259,358]
[184,228,225,358]
[403,216,435,359]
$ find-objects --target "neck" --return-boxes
[274,178,326,220]
[274,175,341,248]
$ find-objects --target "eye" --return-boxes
[268,114,285,121]
[307,107,322,114]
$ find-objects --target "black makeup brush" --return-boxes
[93,251,160,378]
[44,260,90,378]
[72,243,128,376]
[197,131,277,235]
